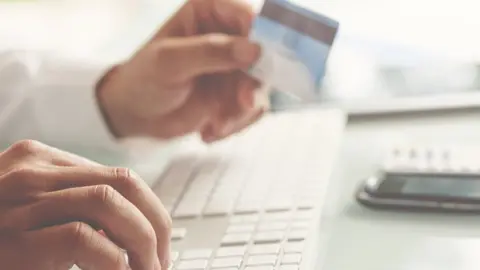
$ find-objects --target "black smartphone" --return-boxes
[356,171,480,213]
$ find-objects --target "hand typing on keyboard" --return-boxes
[0,140,172,270]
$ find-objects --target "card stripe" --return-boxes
[260,0,338,45]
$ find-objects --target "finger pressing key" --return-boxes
[28,185,159,270]
[21,222,128,270]
[40,166,171,269]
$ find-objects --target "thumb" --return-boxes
[158,34,260,81]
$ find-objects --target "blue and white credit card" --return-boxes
[248,0,339,110]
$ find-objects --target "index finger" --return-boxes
[16,223,128,270]
[43,166,172,269]
[32,144,171,268]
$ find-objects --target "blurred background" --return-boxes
[2,0,480,114]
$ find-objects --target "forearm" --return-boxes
[0,50,119,151]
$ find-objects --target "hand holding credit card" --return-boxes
[248,0,339,110]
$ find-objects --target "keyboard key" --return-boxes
[293,210,314,220]
[171,228,187,241]
[253,231,285,244]
[246,255,278,266]
[230,214,259,224]
[297,204,315,210]
[234,202,262,214]
[161,194,181,208]
[172,210,199,219]
[287,230,308,242]
[265,199,293,212]
[263,212,291,221]
[221,233,251,246]
[216,246,247,257]
[164,204,175,214]
[181,249,213,260]
[176,259,208,270]
[244,267,274,270]
[265,205,292,213]
[227,224,256,233]
[213,185,244,196]
[171,251,180,261]
[257,222,288,231]
[279,265,299,270]
[211,257,243,268]
[154,162,194,202]
[203,199,235,216]
[249,244,281,255]
[172,205,202,219]
[282,254,302,264]
[182,188,211,199]
[283,242,305,253]
[203,206,230,216]
[301,180,325,189]
[296,197,316,210]
[291,221,310,230]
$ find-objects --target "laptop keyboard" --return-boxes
[150,108,346,270]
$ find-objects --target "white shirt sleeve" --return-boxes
[0,50,121,151]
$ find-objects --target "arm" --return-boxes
[0,50,119,151]
[0,0,262,151]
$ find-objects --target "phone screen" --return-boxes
[377,174,480,199]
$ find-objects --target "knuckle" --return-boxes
[128,219,156,250]
[90,185,119,206]
[8,140,44,155]
[67,222,95,249]
[140,224,157,248]
[65,222,127,268]
[113,167,142,193]
[0,166,44,201]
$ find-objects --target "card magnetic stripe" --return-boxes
[259,0,339,46]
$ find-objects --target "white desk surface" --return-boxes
[318,108,480,270]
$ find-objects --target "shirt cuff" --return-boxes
[32,54,121,152]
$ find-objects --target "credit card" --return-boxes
[248,0,339,110]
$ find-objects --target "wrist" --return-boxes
[95,65,139,139]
